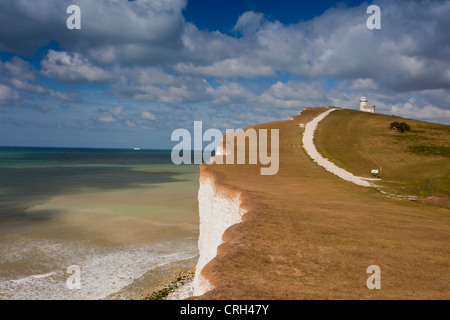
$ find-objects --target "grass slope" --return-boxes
[315,109,450,206]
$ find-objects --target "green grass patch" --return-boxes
[408,145,450,157]
[314,109,450,200]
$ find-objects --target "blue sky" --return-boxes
[0,0,449,149]
[183,0,365,33]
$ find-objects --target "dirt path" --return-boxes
[302,108,375,187]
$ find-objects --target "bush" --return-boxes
[390,121,411,132]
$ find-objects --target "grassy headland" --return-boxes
[193,107,450,299]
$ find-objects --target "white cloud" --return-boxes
[0,57,75,104]
[141,111,156,121]
[0,84,19,104]
[0,0,187,59]
[233,11,265,35]
[112,106,125,116]
[389,102,450,121]
[41,50,112,83]
[420,89,450,110]
[125,120,136,127]
[259,81,329,109]
[174,58,275,78]
[207,82,256,105]
[98,114,117,123]
[9,79,47,94]
[350,79,378,90]
[0,57,36,81]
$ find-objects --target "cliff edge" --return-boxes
[193,166,246,296]
[191,107,450,299]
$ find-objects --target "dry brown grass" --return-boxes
[194,107,450,300]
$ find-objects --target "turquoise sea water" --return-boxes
[0,147,186,219]
[0,147,200,299]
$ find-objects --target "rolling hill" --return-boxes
[193,107,450,299]
[315,109,450,207]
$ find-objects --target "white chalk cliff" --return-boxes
[192,172,246,296]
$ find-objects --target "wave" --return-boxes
[0,237,198,300]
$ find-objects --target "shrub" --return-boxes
[390,121,411,132]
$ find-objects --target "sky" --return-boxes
[0,0,449,149]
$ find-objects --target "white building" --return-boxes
[359,96,375,113]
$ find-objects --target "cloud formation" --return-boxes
[0,0,449,147]
[41,50,113,83]
[0,56,77,109]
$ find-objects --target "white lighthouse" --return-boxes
[360,96,368,109]
[359,96,375,113]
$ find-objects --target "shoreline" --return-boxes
[106,255,198,300]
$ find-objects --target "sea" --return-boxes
[0,147,200,300]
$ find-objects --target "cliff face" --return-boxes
[192,169,246,296]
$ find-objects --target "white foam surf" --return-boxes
[0,237,198,300]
